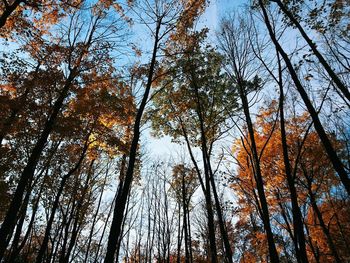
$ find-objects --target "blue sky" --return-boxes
[200,0,248,31]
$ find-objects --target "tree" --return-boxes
[104,1,207,261]
[256,0,350,197]
[0,0,82,38]
[170,163,198,263]
[151,28,236,262]
[231,102,348,262]
[218,15,280,263]
[0,2,130,259]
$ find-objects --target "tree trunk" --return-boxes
[258,0,350,197]
[0,71,76,260]
[61,162,93,263]
[305,175,342,263]
[277,52,309,263]
[182,172,190,263]
[272,0,350,103]
[237,82,280,263]
[104,20,161,263]
[83,165,109,262]
[0,0,23,28]
[35,139,89,263]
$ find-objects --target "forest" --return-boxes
[0,0,349,262]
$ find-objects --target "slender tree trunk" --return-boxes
[177,205,182,263]
[237,82,280,262]
[304,220,321,263]
[277,52,309,263]
[0,0,23,28]
[60,195,77,262]
[271,0,350,103]
[0,71,76,260]
[258,0,350,196]
[6,190,30,262]
[16,178,45,255]
[104,20,161,263]
[49,214,64,263]
[35,139,89,263]
[186,204,193,263]
[94,194,116,263]
[207,165,233,263]
[61,162,93,263]
[202,159,218,263]
[182,173,190,263]
[83,165,109,263]
[115,155,128,261]
[305,175,342,263]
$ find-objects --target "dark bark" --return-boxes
[115,155,128,262]
[104,19,161,263]
[194,89,233,262]
[218,12,279,261]
[94,194,116,263]
[190,72,230,263]
[60,160,94,263]
[304,174,342,263]
[208,165,233,263]
[83,164,109,262]
[304,221,321,263]
[238,82,280,263]
[277,52,309,263]
[271,0,350,103]
[0,16,98,257]
[0,0,23,28]
[60,186,79,262]
[16,178,45,255]
[6,187,31,262]
[182,172,190,263]
[0,71,76,260]
[176,205,182,263]
[35,139,89,263]
[187,204,193,263]
[258,0,350,197]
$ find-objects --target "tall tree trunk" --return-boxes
[83,164,110,263]
[94,194,116,263]
[182,172,190,263]
[177,204,182,263]
[6,188,31,262]
[115,155,128,262]
[61,161,93,263]
[186,204,193,263]
[277,52,309,263]
[304,174,342,263]
[0,71,77,260]
[15,177,45,256]
[207,164,233,263]
[35,138,89,263]
[202,154,218,263]
[238,83,280,262]
[191,75,229,263]
[271,0,350,103]
[60,190,78,262]
[258,0,350,196]
[104,20,161,262]
[304,220,321,263]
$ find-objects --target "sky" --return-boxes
[199,0,248,32]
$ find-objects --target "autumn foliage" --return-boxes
[0,0,349,262]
